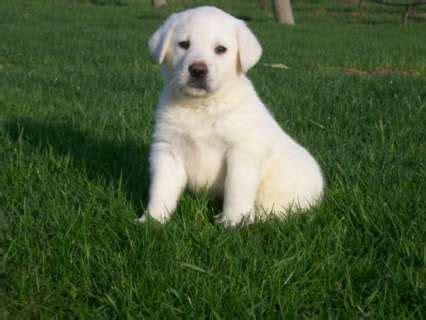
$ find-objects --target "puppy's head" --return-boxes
[149,6,262,97]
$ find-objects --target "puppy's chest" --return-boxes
[160,112,228,190]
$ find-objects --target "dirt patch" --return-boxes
[344,67,420,77]
[0,60,14,70]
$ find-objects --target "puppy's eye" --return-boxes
[178,41,190,50]
[215,45,227,54]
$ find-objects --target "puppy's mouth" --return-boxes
[187,78,209,91]
[183,78,211,96]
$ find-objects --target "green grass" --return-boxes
[1,0,425,318]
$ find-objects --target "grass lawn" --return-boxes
[1,0,425,318]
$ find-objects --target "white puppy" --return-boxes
[139,6,324,226]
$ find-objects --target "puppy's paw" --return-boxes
[215,211,256,227]
[214,212,243,227]
[135,211,170,224]
[135,214,150,223]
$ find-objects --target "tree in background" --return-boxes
[152,0,167,7]
[150,0,296,26]
[273,0,295,25]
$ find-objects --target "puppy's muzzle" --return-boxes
[188,62,208,79]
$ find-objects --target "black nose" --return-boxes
[188,62,208,79]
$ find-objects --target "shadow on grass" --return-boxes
[4,118,150,214]
[88,0,129,6]
[3,119,239,224]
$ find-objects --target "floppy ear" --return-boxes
[149,14,177,64]
[236,21,262,73]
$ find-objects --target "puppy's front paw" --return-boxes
[135,215,148,223]
[136,210,170,224]
[215,210,256,227]
[214,212,245,227]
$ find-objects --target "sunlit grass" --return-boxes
[0,0,425,318]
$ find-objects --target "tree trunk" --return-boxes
[273,0,295,26]
[152,0,167,7]
[402,5,410,24]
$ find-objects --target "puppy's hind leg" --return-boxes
[138,142,187,223]
[255,155,324,218]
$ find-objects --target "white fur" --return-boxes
[140,6,324,226]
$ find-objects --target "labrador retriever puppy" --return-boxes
[139,6,324,226]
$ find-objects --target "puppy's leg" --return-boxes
[139,142,187,223]
[218,149,261,226]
